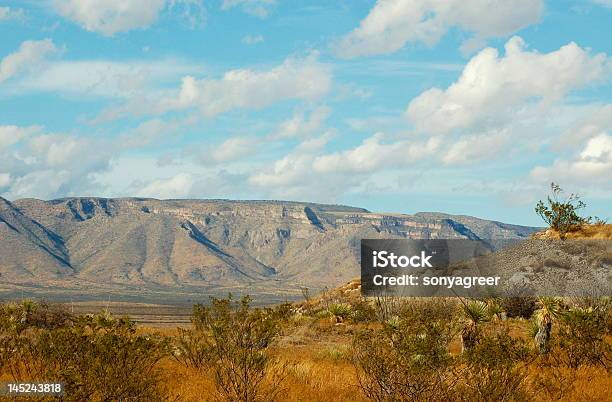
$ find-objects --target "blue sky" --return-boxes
[0,0,610,226]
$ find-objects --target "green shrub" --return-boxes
[353,300,459,401]
[178,295,285,402]
[0,306,169,401]
[535,182,591,236]
[458,329,531,401]
[555,306,611,368]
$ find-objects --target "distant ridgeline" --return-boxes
[0,197,538,302]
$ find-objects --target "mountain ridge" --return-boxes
[0,196,539,302]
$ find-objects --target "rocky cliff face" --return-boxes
[0,197,538,300]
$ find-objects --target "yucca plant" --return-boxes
[487,299,505,321]
[461,300,489,353]
[328,303,352,323]
[533,297,564,354]
[19,300,37,325]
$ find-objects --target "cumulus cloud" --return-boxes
[221,0,275,18]
[189,137,258,165]
[0,39,58,83]
[53,0,205,36]
[530,134,612,188]
[0,125,42,149]
[211,137,256,163]
[249,134,335,194]
[553,105,612,151]
[135,173,194,199]
[271,106,331,139]
[406,37,609,135]
[100,53,331,120]
[53,0,165,36]
[249,131,442,200]
[313,133,441,173]
[334,0,543,58]
[442,130,509,165]
[0,126,115,200]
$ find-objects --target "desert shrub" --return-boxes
[27,302,74,329]
[0,306,169,401]
[327,303,352,323]
[554,306,611,369]
[500,296,537,319]
[353,299,460,401]
[350,298,377,322]
[270,302,295,321]
[458,329,531,401]
[372,295,404,322]
[179,295,284,402]
[535,182,591,236]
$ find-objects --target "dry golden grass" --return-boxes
[532,223,612,239]
[143,317,612,401]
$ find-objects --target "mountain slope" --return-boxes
[0,197,72,281]
[1,197,539,299]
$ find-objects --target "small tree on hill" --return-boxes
[535,182,591,237]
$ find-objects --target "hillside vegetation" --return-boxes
[1,292,610,401]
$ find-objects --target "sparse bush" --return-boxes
[500,296,537,319]
[0,304,169,401]
[350,298,377,322]
[372,295,404,322]
[353,299,460,401]
[535,182,592,237]
[458,329,531,401]
[555,306,611,369]
[178,295,285,402]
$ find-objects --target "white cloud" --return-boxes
[211,137,256,163]
[313,133,441,173]
[0,173,10,188]
[271,105,330,139]
[530,134,612,188]
[334,0,543,58]
[53,0,205,36]
[100,53,331,120]
[53,0,166,36]
[0,6,24,21]
[7,59,204,99]
[406,37,608,135]
[553,104,612,150]
[221,0,275,18]
[0,39,58,83]
[0,126,116,200]
[242,34,264,45]
[442,130,509,165]
[135,172,194,199]
[5,170,72,200]
[249,134,330,189]
[0,125,42,149]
